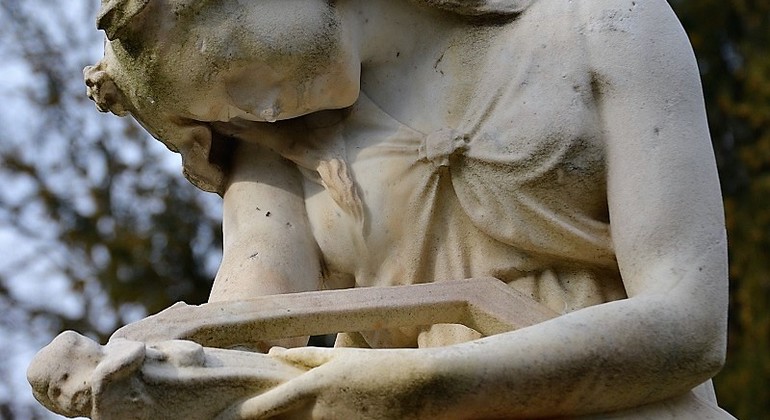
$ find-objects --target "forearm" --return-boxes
[212,237,321,301]
[428,294,725,418]
[211,140,322,302]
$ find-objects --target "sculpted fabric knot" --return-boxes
[418,128,469,168]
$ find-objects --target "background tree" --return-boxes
[0,0,766,418]
[0,1,221,417]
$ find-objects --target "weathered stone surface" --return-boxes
[31,0,733,418]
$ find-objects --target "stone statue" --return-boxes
[26,331,305,419]
[31,0,734,417]
[28,280,559,419]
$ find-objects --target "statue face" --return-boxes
[98,0,360,124]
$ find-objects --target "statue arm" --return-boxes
[213,140,322,301]
[228,1,728,417]
[436,1,727,415]
[209,140,322,350]
[433,0,728,415]
[112,139,322,348]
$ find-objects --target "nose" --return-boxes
[83,63,128,116]
[83,65,101,100]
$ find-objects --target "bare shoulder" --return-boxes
[577,0,683,33]
[576,0,697,84]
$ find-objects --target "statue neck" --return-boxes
[341,0,458,66]
[339,0,496,132]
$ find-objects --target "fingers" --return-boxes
[167,301,190,310]
[109,309,188,343]
[216,375,316,420]
[219,348,346,418]
[269,346,338,369]
[109,322,141,342]
[267,346,287,355]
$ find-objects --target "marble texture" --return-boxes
[27,280,730,418]
[31,0,733,418]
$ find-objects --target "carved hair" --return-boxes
[97,0,533,41]
[410,0,533,17]
[97,0,151,40]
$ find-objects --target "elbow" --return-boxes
[681,344,726,391]
[658,268,729,384]
[672,338,726,396]
[696,333,727,380]
[666,299,728,386]
[641,291,728,387]
[648,318,727,396]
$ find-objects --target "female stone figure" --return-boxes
[80,0,731,417]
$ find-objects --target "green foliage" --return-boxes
[671,0,770,417]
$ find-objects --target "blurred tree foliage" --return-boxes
[0,1,221,416]
[0,0,767,418]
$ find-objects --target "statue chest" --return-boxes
[303,68,612,288]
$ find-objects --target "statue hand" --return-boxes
[110,302,197,344]
[218,346,452,420]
